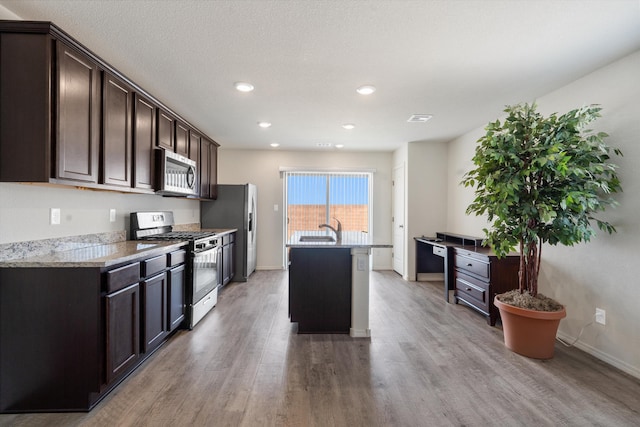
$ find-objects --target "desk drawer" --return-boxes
[432,245,446,257]
[455,254,489,279]
[455,272,489,313]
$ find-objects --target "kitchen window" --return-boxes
[283,170,373,242]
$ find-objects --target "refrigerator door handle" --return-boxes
[248,212,253,232]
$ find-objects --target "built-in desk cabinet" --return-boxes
[453,247,519,325]
[0,248,186,413]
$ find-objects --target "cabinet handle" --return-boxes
[467,263,473,267]
[466,287,472,291]
[203,296,211,305]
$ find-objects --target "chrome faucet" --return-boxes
[319,217,342,242]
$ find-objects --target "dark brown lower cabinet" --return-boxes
[0,247,186,413]
[106,283,140,384]
[221,232,236,286]
[168,264,186,331]
[288,248,352,333]
[141,273,167,354]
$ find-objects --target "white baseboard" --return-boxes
[255,266,286,271]
[556,330,640,380]
[350,328,371,338]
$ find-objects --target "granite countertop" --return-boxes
[0,240,188,268]
[287,231,392,249]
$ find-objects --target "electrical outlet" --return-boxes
[109,209,116,222]
[595,308,606,325]
[50,208,61,225]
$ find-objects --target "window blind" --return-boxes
[284,171,372,242]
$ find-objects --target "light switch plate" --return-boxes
[109,209,116,222]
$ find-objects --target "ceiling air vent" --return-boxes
[407,114,433,123]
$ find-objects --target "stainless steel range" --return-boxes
[130,211,220,329]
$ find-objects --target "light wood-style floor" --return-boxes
[2,270,640,427]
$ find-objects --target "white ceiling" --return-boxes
[2,0,639,152]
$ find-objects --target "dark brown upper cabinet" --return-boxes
[0,28,101,184]
[200,137,219,200]
[156,108,175,151]
[175,120,189,157]
[189,130,201,196]
[0,21,218,196]
[133,94,157,190]
[102,72,133,188]
[57,42,101,184]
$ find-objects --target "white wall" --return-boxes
[0,183,199,244]
[446,50,640,378]
[216,149,393,270]
[393,140,451,281]
[404,141,449,281]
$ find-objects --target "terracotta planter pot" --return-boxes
[494,296,567,359]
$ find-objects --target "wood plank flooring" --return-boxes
[2,270,640,426]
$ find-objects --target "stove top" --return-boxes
[139,231,217,241]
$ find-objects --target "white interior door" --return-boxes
[393,165,405,275]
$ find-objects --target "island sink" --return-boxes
[298,235,336,243]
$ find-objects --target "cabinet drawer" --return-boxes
[142,255,166,278]
[229,233,235,243]
[455,254,489,279]
[455,272,489,313]
[432,245,446,257]
[167,249,186,267]
[222,234,230,245]
[106,262,140,293]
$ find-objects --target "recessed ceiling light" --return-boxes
[234,82,254,92]
[258,121,272,128]
[316,143,332,148]
[270,143,280,147]
[407,114,433,123]
[356,85,376,95]
[342,123,355,130]
[335,144,345,149]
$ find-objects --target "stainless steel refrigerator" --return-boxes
[201,184,257,281]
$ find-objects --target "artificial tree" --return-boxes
[462,102,622,310]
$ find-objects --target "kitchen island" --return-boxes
[287,232,391,337]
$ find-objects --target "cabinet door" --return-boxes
[175,120,189,157]
[157,108,174,150]
[141,273,167,354]
[189,130,201,196]
[199,138,219,200]
[133,94,156,190]
[56,41,100,183]
[222,242,231,285]
[102,72,132,187]
[209,143,218,199]
[229,239,236,280]
[168,264,186,331]
[199,138,211,198]
[105,283,140,384]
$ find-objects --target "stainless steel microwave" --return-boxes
[156,149,197,196]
